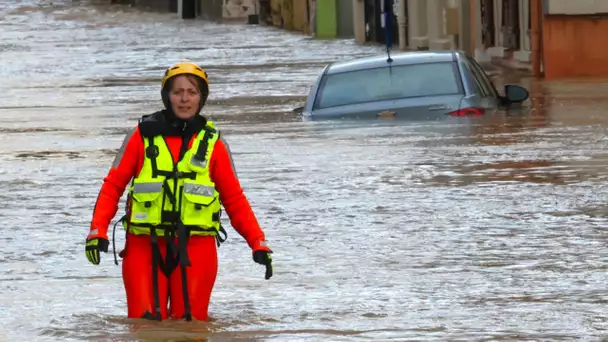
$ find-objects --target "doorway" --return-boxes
[364,0,399,45]
[480,0,495,48]
[501,0,520,50]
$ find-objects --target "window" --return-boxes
[465,56,499,98]
[461,58,490,96]
[313,62,463,110]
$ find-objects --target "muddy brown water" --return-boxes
[0,1,606,341]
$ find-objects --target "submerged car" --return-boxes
[294,51,529,119]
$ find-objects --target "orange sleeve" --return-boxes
[210,137,270,251]
[88,127,143,240]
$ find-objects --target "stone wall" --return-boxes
[270,0,282,27]
[291,0,307,32]
[269,0,311,33]
[127,0,312,28]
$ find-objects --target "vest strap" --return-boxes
[146,137,160,177]
[149,227,164,320]
[156,170,197,180]
[192,126,216,167]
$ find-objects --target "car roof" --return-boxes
[325,50,461,75]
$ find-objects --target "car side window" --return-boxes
[461,58,490,97]
[466,56,499,98]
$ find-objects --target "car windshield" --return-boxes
[314,62,462,109]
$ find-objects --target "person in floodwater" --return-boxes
[84,62,273,321]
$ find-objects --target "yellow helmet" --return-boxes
[161,62,209,89]
[161,62,210,113]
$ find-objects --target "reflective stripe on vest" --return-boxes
[125,121,222,236]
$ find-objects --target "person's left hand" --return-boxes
[85,237,109,265]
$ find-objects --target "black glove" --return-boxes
[253,250,273,280]
[85,237,109,265]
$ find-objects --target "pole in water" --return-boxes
[383,0,394,63]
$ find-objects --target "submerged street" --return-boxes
[0,1,606,341]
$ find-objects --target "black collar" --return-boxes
[138,110,207,138]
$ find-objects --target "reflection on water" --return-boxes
[0,1,607,341]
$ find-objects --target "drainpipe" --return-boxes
[531,0,542,77]
[469,0,476,54]
[397,0,407,50]
[458,0,471,55]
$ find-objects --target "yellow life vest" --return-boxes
[125,120,224,238]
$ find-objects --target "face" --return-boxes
[169,75,201,119]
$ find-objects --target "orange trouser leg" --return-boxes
[169,236,218,321]
[122,234,170,320]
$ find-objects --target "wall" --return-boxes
[408,0,428,49]
[267,0,311,31]
[544,0,608,15]
[199,0,223,20]
[459,0,472,55]
[292,0,309,32]
[542,15,608,78]
[133,0,245,19]
[134,0,172,11]
[223,0,257,19]
[352,0,366,43]
[280,0,294,29]
[336,0,353,37]
[270,0,282,26]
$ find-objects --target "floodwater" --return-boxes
[0,1,607,341]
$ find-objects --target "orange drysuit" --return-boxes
[88,112,270,321]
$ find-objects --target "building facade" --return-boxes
[128,0,259,21]
[116,0,608,78]
[539,0,608,79]
[268,0,314,33]
[315,0,354,38]
[468,0,535,73]
[350,0,608,79]
[469,0,608,79]
[352,0,464,52]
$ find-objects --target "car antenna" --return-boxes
[383,0,393,64]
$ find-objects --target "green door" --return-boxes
[316,0,337,38]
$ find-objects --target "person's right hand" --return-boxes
[253,249,273,280]
[85,237,109,265]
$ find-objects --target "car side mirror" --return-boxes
[292,106,304,114]
[504,84,529,103]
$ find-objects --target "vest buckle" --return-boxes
[146,145,159,158]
